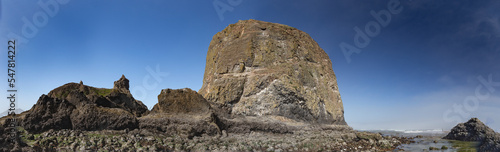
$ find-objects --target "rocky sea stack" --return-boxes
[443,118,500,151]
[199,19,346,125]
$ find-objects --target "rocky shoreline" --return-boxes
[6,127,412,152]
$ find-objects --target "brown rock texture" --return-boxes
[151,88,212,115]
[199,19,345,125]
[22,75,148,133]
[114,75,130,93]
[140,88,220,138]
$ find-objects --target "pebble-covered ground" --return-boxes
[10,128,413,151]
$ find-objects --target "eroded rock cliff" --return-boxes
[199,19,346,125]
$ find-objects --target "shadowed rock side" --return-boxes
[22,75,148,133]
[443,118,500,151]
[140,88,220,138]
[0,118,27,151]
[199,19,345,125]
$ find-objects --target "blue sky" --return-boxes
[1,0,499,131]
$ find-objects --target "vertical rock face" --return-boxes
[199,19,346,125]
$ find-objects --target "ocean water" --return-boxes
[363,129,467,151]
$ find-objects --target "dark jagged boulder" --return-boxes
[22,95,74,132]
[22,75,148,133]
[443,118,500,151]
[140,88,220,138]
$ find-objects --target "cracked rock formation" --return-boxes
[139,88,220,138]
[22,75,148,133]
[199,19,346,125]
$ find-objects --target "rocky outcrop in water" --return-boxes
[22,75,148,133]
[199,19,345,125]
[443,118,500,151]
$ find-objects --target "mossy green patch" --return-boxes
[55,90,71,99]
[449,140,478,152]
[16,126,25,133]
[91,88,112,96]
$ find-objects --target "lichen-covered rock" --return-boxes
[140,88,220,138]
[22,75,147,133]
[199,19,345,125]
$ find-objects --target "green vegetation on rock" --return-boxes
[92,88,113,96]
[450,140,478,152]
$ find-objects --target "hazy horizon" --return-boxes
[1,0,499,132]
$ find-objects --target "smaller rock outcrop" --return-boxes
[113,75,130,93]
[139,88,220,138]
[443,118,500,151]
[22,75,148,133]
[151,88,212,114]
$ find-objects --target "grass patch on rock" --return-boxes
[92,88,113,96]
[449,140,478,152]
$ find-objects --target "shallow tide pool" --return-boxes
[365,129,477,151]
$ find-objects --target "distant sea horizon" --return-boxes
[0,108,24,117]
[359,129,448,137]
